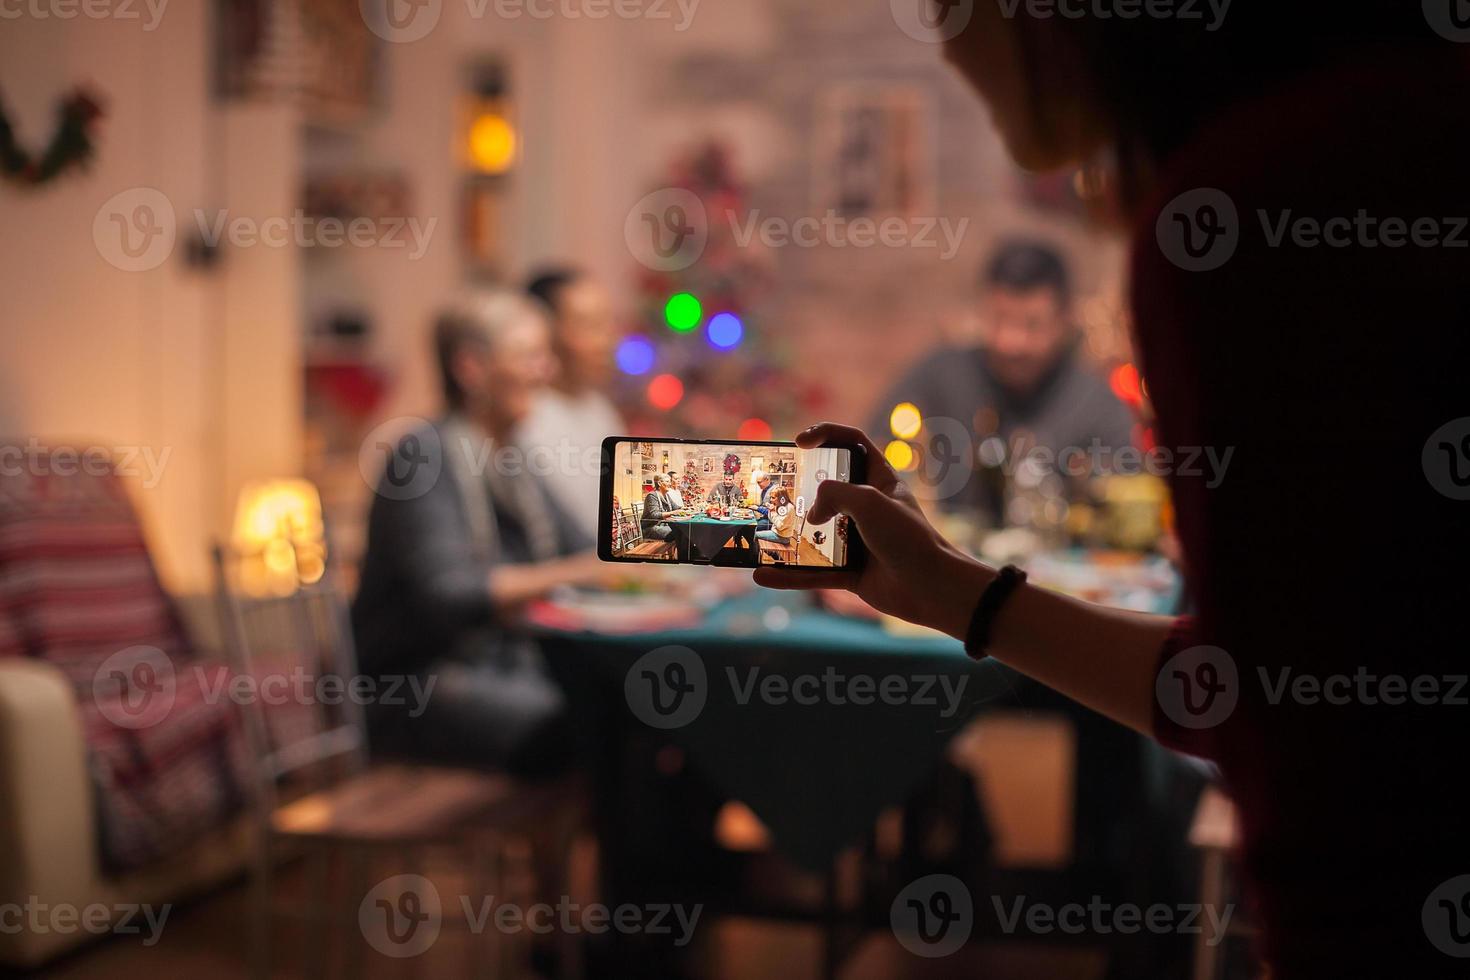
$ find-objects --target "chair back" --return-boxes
[211,540,367,814]
[622,506,643,546]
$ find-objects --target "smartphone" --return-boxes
[598,436,866,570]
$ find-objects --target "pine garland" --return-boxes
[0,86,104,189]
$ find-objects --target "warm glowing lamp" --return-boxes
[461,62,517,176]
[232,479,327,596]
[467,111,517,174]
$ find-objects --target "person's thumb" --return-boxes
[805,481,882,528]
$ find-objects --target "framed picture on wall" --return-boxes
[216,0,380,124]
[813,83,933,218]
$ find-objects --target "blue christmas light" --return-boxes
[706,312,744,350]
[616,336,656,375]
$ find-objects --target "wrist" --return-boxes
[932,553,997,642]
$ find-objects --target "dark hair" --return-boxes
[982,239,1069,305]
[1009,8,1440,199]
[525,266,582,318]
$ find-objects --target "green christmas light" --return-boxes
[664,292,702,333]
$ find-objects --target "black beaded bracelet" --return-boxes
[964,564,1028,661]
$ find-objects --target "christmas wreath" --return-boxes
[1,86,104,189]
[722,453,741,476]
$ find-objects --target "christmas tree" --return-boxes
[615,141,829,439]
[677,464,704,504]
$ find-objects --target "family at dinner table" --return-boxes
[639,460,799,562]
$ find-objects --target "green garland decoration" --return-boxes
[0,86,104,188]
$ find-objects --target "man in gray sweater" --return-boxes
[868,239,1136,523]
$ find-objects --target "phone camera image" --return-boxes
[604,439,853,569]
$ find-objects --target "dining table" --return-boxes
[528,550,1193,973]
[664,512,760,563]
[531,549,1184,871]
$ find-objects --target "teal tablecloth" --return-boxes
[538,591,1017,870]
[538,552,1183,871]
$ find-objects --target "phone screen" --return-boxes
[601,438,857,568]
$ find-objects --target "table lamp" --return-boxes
[231,479,327,596]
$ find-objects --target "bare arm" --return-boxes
[755,423,1173,737]
[488,551,608,615]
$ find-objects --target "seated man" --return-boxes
[640,474,679,557]
[705,473,744,511]
[352,290,607,777]
[750,470,774,531]
[868,238,1134,522]
[701,473,756,558]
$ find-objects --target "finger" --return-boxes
[806,480,888,527]
[754,567,861,592]
[792,422,898,492]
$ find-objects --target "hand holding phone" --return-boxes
[751,423,991,639]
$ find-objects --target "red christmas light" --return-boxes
[737,417,772,441]
[1109,363,1144,407]
[647,373,685,410]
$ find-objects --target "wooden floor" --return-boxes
[757,539,833,568]
[796,539,833,567]
[26,846,1106,980]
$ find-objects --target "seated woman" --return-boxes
[351,290,607,777]
[663,471,685,510]
[755,486,798,549]
[639,473,679,557]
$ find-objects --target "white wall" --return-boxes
[0,6,301,592]
[314,6,650,424]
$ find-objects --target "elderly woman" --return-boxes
[352,290,606,776]
[640,473,679,557]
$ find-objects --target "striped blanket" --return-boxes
[0,453,248,871]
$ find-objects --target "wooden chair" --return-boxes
[617,506,639,550]
[618,505,676,560]
[212,543,582,979]
[758,516,804,564]
[626,538,676,560]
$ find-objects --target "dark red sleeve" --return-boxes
[1148,615,1220,761]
